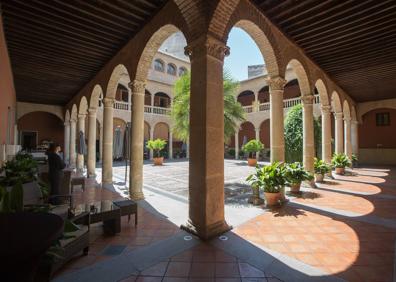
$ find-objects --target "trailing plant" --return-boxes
[331,153,351,168]
[146,139,167,158]
[242,140,264,158]
[284,162,313,185]
[246,162,286,193]
[284,104,322,162]
[314,158,332,175]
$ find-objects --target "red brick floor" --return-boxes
[234,167,396,282]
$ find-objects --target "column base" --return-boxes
[181,219,232,240]
[131,191,145,201]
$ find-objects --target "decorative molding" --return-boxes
[321,105,331,114]
[184,36,230,62]
[334,112,343,119]
[78,113,86,119]
[265,76,287,91]
[301,95,315,105]
[102,97,115,108]
[128,80,146,94]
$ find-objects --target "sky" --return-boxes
[224,27,264,81]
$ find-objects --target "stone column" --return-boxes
[151,92,155,107]
[76,113,86,172]
[129,80,146,200]
[181,36,231,239]
[334,112,344,154]
[234,132,239,160]
[87,109,97,177]
[63,121,70,164]
[255,127,260,159]
[169,132,173,160]
[102,98,114,185]
[351,120,359,157]
[321,105,332,163]
[267,76,287,162]
[149,126,154,160]
[344,117,352,159]
[99,124,103,162]
[302,95,315,175]
[69,118,77,168]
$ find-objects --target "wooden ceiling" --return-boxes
[1,0,167,105]
[253,0,396,102]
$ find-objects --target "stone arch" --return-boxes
[153,122,170,140]
[79,96,88,115]
[209,0,240,41]
[286,59,311,96]
[343,100,351,120]
[106,64,130,99]
[71,104,78,121]
[167,63,177,76]
[237,90,255,106]
[17,102,64,122]
[331,91,342,113]
[90,84,104,110]
[153,58,165,72]
[172,0,205,40]
[135,25,185,82]
[144,121,151,140]
[238,121,255,147]
[315,79,330,106]
[259,118,270,148]
[154,92,172,108]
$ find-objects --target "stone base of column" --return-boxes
[181,219,232,240]
[131,191,145,201]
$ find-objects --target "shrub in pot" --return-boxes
[245,166,264,205]
[242,140,264,166]
[331,153,351,175]
[246,162,286,206]
[285,162,313,193]
[314,158,331,182]
[146,139,167,165]
[351,154,358,168]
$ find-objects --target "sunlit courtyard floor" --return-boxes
[55,161,396,282]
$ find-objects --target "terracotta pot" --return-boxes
[289,182,301,193]
[315,173,324,182]
[247,158,257,166]
[264,192,281,206]
[248,186,264,205]
[153,157,164,166]
[335,167,345,175]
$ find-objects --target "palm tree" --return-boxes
[171,70,245,143]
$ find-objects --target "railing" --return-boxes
[242,105,254,113]
[114,101,129,111]
[151,106,171,115]
[259,102,270,111]
[283,97,301,108]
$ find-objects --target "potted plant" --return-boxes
[351,154,358,168]
[146,139,167,165]
[285,162,313,193]
[245,166,264,205]
[246,162,286,206]
[314,158,331,182]
[242,140,264,166]
[331,153,351,175]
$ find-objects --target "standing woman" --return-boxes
[47,143,66,204]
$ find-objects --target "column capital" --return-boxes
[265,76,287,91]
[301,95,315,105]
[320,105,331,114]
[78,113,86,120]
[128,80,146,95]
[344,117,352,122]
[184,35,230,62]
[70,118,77,123]
[88,108,97,116]
[334,112,343,120]
[64,121,70,127]
[103,97,115,108]
[351,119,359,125]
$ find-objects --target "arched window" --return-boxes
[178,67,187,76]
[153,59,164,72]
[167,63,177,76]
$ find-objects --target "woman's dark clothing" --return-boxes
[47,152,66,203]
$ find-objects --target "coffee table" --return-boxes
[72,200,121,235]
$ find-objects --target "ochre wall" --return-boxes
[0,14,16,145]
[359,108,396,149]
[18,112,64,148]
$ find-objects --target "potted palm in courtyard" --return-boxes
[284,162,313,193]
[246,162,286,206]
[331,153,351,175]
[242,139,264,166]
[314,158,332,182]
[146,139,167,165]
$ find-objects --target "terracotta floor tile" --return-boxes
[172,250,193,262]
[140,261,169,276]
[215,263,240,278]
[119,275,137,282]
[215,251,237,262]
[162,278,189,282]
[238,263,265,278]
[165,262,191,277]
[135,276,163,282]
[189,262,215,278]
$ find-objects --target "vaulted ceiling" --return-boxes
[253,0,396,102]
[1,0,167,105]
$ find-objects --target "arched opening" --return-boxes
[153,58,165,72]
[237,90,255,106]
[18,112,64,152]
[153,122,170,159]
[144,90,152,106]
[259,119,270,149]
[167,63,177,76]
[113,118,127,161]
[154,92,171,108]
[238,121,255,155]
[115,84,129,102]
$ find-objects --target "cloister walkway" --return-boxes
[56,164,396,282]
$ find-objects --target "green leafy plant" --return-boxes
[331,153,351,168]
[242,140,264,158]
[0,182,24,213]
[0,152,38,187]
[171,70,245,143]
[284,162,313,185]
[246,162,286,193]
[146,139,167,158]
[314,158,332,175]
[351,154,358,163]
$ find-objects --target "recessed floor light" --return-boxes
[183,235,192,241]
[219,235,228,241]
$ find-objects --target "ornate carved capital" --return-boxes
[321,105,331,114]
[266,76,287,91]
[334,112,343,119]
[344,117,352,122]
[301,95,315,105]
[88,108,97,116]
[184,36,230,62]
[102,97,115,108]
[70,118,77,124]
[78,113,86,120]
[64,122,70,127]
[128,80,146,95]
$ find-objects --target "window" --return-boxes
[167,63,177,76]
[178,67,187,76]
[153,59,164,72]
[376,112,390,126]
